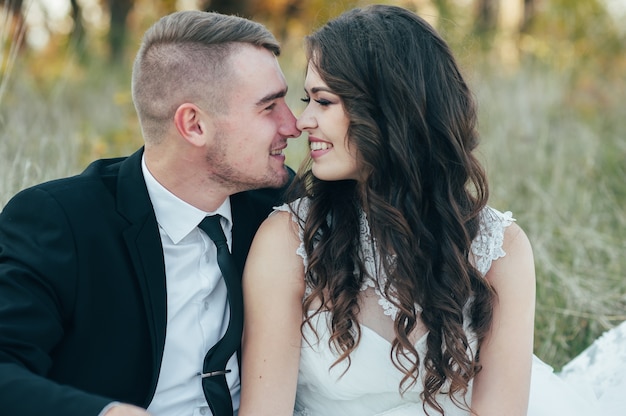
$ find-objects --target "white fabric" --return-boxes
[559,319,626,415]
[142,157,240,416]
[276,198,623,416]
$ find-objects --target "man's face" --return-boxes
[205,45,300,192]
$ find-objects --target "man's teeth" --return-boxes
[310,141,333,151]
[270,149,283,155]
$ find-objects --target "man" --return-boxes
[0,10,299,416]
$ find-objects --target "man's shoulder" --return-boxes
[4,153,139,210]
[30,156,128,194]
[81,155,129,177]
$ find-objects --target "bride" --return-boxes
[237,5,625,415]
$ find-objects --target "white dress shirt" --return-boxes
[141,157,240,416]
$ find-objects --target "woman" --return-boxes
[238,5,617,416]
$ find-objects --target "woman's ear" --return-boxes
[173,103,213,147]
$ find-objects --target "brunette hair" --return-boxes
[131,10,280,143]
[292,5,493,415]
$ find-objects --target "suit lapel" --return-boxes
[116,148,167,395]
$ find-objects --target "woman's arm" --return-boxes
[471,222,536,416]
[238,211,306,416]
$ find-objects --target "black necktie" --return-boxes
[197,215,243,416]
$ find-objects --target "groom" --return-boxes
[0,10,299,416]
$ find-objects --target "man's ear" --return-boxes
[173,103,213,147]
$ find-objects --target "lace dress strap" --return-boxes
[470,206,516,276]
[273,198,310,270]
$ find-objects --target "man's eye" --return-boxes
[265,103,276,111]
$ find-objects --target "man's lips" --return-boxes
[270,143,287,156]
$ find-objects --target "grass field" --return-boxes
[469,61,626,367]
[1,45,624,370]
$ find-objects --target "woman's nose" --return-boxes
[296,107,315,131]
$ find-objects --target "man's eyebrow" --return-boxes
[255,88,288,106]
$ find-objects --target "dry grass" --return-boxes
[470,62,626,368]
[1,33,624,370]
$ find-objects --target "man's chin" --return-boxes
[237,169,289,192]
[266,169,290,189]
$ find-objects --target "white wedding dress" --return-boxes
[275,198,626,416]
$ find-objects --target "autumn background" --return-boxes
[1,0,625,370]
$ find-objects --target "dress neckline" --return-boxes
[307,309,430,347]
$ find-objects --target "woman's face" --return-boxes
[296,63,359,181]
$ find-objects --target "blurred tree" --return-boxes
[0,0,25,49]
[69,0,87,61]
[3,0,621,78]
[521,0,537,33]
[528,0,624,71]
[201,0,251,17]
[0,0,25,104]
[249,0,305,41]
[0,0,22,17]
[108,0,135,63]
[198,0,338,43]
[474,0,499,39]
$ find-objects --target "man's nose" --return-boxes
[280,105,301,138]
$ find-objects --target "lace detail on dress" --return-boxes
[274,199,416,319]
[293,409,312,416]
[355,209,410,319]
[470,207,515,276]
[273,200,514,320]
[274,199,310,271]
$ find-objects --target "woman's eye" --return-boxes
[300,96,332,106]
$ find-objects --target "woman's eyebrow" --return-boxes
[310,86,333,94]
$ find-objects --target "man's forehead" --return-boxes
[227,47,287,99]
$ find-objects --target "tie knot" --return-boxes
[199,215,227,248]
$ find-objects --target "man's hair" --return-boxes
[131,10,280,143]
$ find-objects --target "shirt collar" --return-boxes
[141,155,232,244]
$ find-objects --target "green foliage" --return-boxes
[520,0,626,76]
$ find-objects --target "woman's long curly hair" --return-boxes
[289,5,494,415]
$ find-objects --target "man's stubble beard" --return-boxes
[205,131,288,193]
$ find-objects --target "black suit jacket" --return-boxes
[0,148,291,415]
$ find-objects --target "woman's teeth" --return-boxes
[310,141,332,151]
